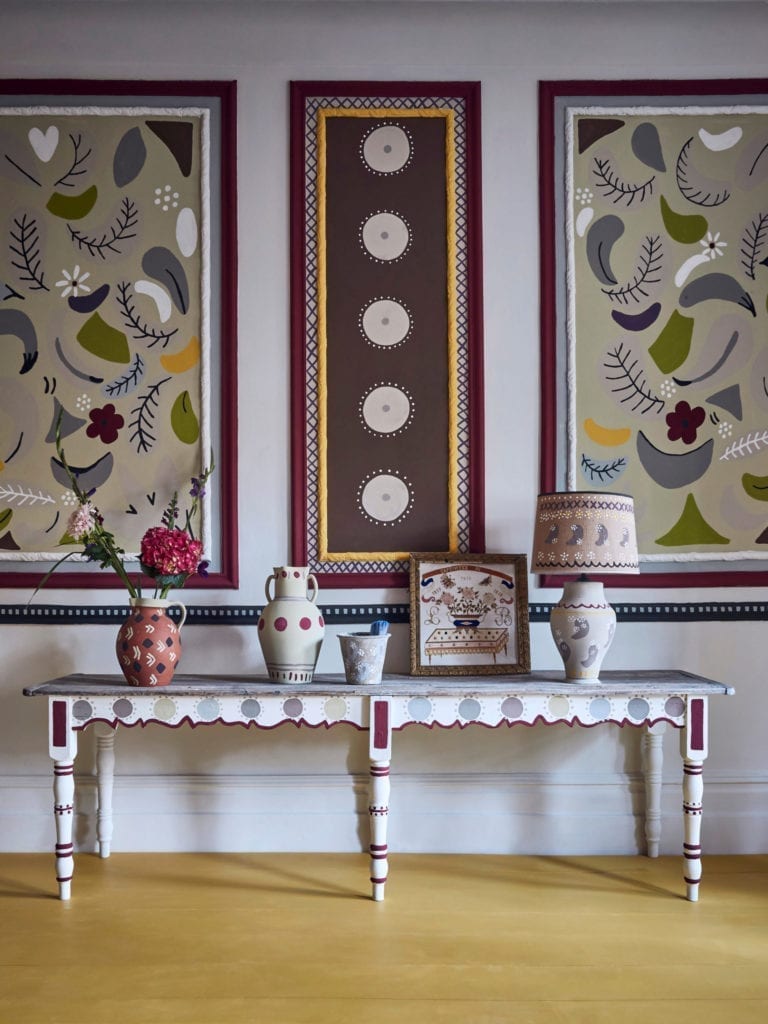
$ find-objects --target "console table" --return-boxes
[23,670,733,903]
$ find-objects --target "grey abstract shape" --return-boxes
[0,308,38,373]
[707,383,743,421]
[1,280,23,302]
[586,215,624,285]
[632,122,666,172]
[557,640,571,661]
[674,331,740,387]
[637,431,714,489]
[141,246,189,314]
[679,273,756,317]
[580,644,600,668]
[595,523,609,546]
[567,524,584,545]
[50,451,114,492]
[113,127,147,187]
[571,617,589,640]
[44,398,86,443]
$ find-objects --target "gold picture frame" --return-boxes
[409,552,530,676]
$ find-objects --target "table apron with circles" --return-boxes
[23,670,734,902]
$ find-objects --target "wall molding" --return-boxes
[4,601,768,625]
[3,769,766,856]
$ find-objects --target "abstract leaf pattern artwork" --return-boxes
[541,81,768,582]
[0,98,212,572]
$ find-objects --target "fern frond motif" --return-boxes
[719,430,768,461]
[581,454,628,484]
[54,133,92,188]
[116,282,178,348]
[601,236,663,304]
[740,213,768,281]
[129,377,171,454]
[104,353,145,398]
[603,342,665,415]
[0,483,55,506]
[9,214,49,291]
[592,157,655,206]
[68,197,138,259]
[676,137,730,207]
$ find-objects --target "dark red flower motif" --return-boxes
[666,400,705,445]
[86,403,124,444]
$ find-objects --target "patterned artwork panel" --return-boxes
[0,101,212,567]
[541,81,768,584]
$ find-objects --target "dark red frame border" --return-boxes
[539,77,768,589]
[290,80,485,589]
[0,78,239,591]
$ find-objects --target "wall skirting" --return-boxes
[2,770,765,856]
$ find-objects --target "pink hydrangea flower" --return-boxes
[67,502,98,540]
[140,526,203,576]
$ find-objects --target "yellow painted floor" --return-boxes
[1,853,766,1023]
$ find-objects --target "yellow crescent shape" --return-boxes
[160,336,200,374]
[583,418,632,447]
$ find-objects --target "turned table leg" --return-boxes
[681,696,708,902]
[369,696,392,902]
[95,725,116,859]
[643,722,666,857]
[49,698,78,900]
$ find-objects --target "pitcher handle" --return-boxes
[265,571,277,604]
[167,600,187,631]
[307,573,319,604]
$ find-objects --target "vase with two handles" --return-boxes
[258,566,325,682]
[115,597,186,687]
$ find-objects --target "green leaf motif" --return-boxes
[171,390,200,444]
[46,185,98,220]
[77,313,130,363]
[660,195,707,244]
[648,310,695,374]
[0,508,12,534]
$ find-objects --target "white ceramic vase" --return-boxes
[257,566,325,682]
[549,579,616,681]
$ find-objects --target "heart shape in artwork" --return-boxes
[28,125,59,163]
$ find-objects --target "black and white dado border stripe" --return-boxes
[2,602,768,625]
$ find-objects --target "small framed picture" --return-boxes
[409,553,531,676]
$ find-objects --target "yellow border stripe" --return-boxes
[317,107,459,563]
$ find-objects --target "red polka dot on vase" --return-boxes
[293,570,300,578]
[274,617,288,631]
[299,617,312,630]
[258,619,265,631]
[319,615,325,627]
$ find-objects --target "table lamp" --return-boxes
[531,492,639,681]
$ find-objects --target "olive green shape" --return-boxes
[742,473,768,502]
[76,313,130,364]
[46,185,98,220]
[659,195,708,244]
[648,310,695,374]
[0,508,12,534]
[655,494,729,546]
[171,390,199,444]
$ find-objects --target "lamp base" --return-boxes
[550,579,616,681]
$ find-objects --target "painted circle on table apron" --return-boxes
[361,124,412,174]
[240,698,262,720]
[360,298,412,347]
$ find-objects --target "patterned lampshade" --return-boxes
[531,492,640,575]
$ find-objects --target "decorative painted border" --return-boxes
[0,79,238,591]
[290,81,484,588]
[5,601,767,625]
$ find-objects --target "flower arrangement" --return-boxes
[35,421,213,601]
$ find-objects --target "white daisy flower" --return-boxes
[700,231,727,260]
[55,265,91,298]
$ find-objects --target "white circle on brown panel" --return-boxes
[361,385,412,435]
[360,298,411,348]
[361,124,411,174]
[361,212,411,262]
[359,473,411,523]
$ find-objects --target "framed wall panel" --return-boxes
[291,81,484,588]
[540,78,768,588]
[0,79,238,590]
